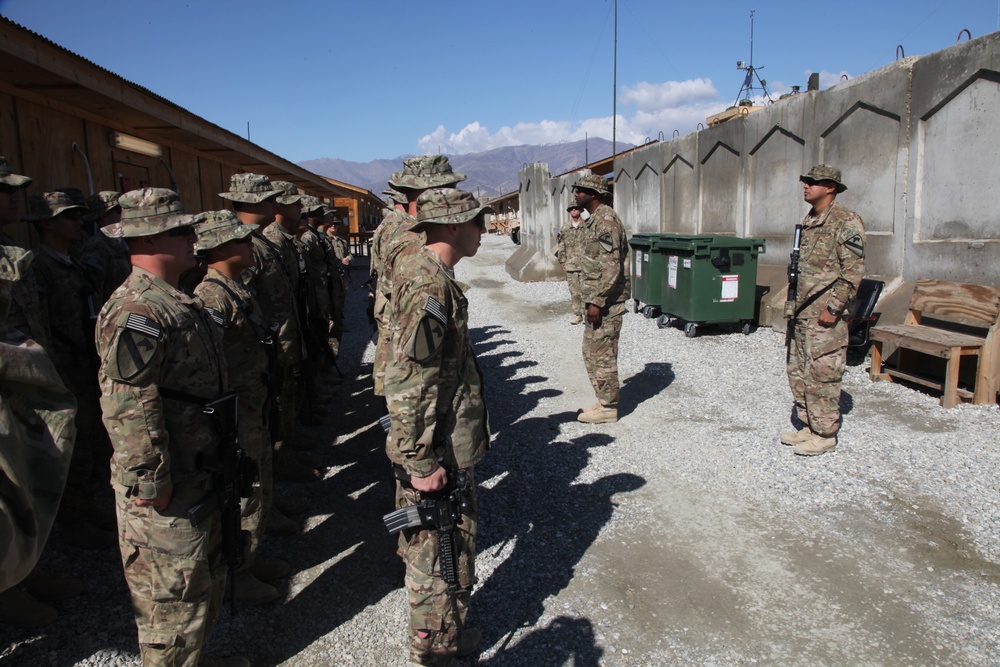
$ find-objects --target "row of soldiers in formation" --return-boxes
[0,157,355,650]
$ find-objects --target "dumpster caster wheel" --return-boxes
[656,314,672,329]
[642,305,661,319]
[633,300,640,314]
[684,322,698,338]
[741,321,753,336]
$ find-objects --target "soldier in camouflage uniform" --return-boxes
[372,156,465,399]
[0,244,77,623]
[322,207,351,358]
[26,192,115,549]
[554,202,588,325]
[782,165,865,456]
[96,189,249,667]
[194,211,286,606]
[385,188,491,667]
[573,174,631,424]
[76,191,131,306]
[0,157,50,348]
[297,196,332,369]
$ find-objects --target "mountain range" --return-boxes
[299,138,631,199]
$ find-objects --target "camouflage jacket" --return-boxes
[371,209,406,281]
[374,210,425,325]
[263,224,300,294]
[579,204,631,309]
[554,218,588,272]
[299,227,330,320]
[74,232,132,307]
[96,267,227,501]
[32,244,100,382]
[384,246,489,478]
[797,200,866,317]
[0,233,50,349]
[245,230,302,367]
[194,268,270,408]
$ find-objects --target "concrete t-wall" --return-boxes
[508,30,1000,302]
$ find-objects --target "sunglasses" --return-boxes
[166,226,197,238]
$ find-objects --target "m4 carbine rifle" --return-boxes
[785,224,803,362]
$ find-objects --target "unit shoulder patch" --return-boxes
[598,232,614,252]
[403,295,448,363]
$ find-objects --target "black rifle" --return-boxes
[785,224,803,362]
[187,392,255,616]
[383,466,474,599]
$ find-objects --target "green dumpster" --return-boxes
[655,235,766,337]
[628,234,670,317]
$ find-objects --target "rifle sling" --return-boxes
[793,280,837,319]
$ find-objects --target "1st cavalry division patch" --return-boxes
[404,295,448,362]
[115,313,162,380]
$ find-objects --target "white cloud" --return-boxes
[417,78,731,155]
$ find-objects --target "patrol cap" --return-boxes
[300,195,324,216]
[103,188,206,239]
[84,191,122,222]
[218,173,282,204]
[382,187,408,205]
[195,209,256,252]
[800,164,847,193]
[388,155,466,190]
[0,157,30,188]
[410,188,494,231]
[573,173,611,197]
[567,202,583,212]
[272,180,303,205]
[22,191,88,222]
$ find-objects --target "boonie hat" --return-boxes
[22,192,88,222]
[300,195,324,216]
[410,188,494,231]
[84,191,122,222]
[195,210,256,252]
[219,173,282,204]
[800,164,847,193]
[56,187,86,207]
[382,187,408,205]
[103,188,205,239]
[272,180,303,205]
[388,155,466,190]
[573,173,611,197]
[0,157,31,188]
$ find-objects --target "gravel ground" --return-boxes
[2,233,998,666]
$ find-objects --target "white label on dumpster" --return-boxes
[683,258,691,269]
[668,255,678,288]
[635,249,642,278]
[721,274,739,302]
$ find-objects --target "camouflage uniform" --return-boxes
[327,223,351,356]
[95,189,230,666]
[76,191,131,306]
[194,212,272,563]
[555,210,588,317]
[385,189,491,667]
[787,185,865,438]
[0,244,76,592]
[577,175,631,409]
[373,157,465,397]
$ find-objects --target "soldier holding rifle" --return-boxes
[782,165,865,457]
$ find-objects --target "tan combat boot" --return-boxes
[266,507,299,537]
[570,314,583,325]
[233,571,279,606]
[780,428,813,446]
[251,556,291,581]
[456,627,482,657]
[793,433,837,456]
[272,493,309,515]
[577,405,618,424]
[577,402,602,414]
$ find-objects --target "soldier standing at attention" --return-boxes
[384,188,492,667]
[371,156,465,400]
[96,189,248,667]
[573,174,631,425]
[76,191,131,306]
[782,165,865,456]
[194,211,287,606]
[555,202,588,325]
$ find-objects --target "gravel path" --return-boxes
[2,233,998,666]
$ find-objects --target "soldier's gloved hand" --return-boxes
[783,300,795,320]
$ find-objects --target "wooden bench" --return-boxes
[869,280,1000,408]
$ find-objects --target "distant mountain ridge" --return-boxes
[299,138,631,199]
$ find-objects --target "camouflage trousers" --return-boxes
[58,368,105,518]
[566,271,584,317]
[582,305,625,406]
[238,395,270,565]
[786,313,848,437]
[372,289,391,397]
[115,485,226,667]
[395,471,477,667]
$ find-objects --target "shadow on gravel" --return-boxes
[480,616,603,667]
[619,361,674,418]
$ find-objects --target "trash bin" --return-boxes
[628,234,670,318]
[655,235,766,337]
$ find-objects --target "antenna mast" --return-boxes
[734,10,774,106]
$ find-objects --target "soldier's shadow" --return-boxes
[618,361,674,418]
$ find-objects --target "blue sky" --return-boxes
[1,0,996,163]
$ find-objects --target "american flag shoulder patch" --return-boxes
[203,307,225,326]
[124,312,163,340]
[424,295,448,326]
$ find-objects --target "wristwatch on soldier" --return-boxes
[826,305,840,317]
